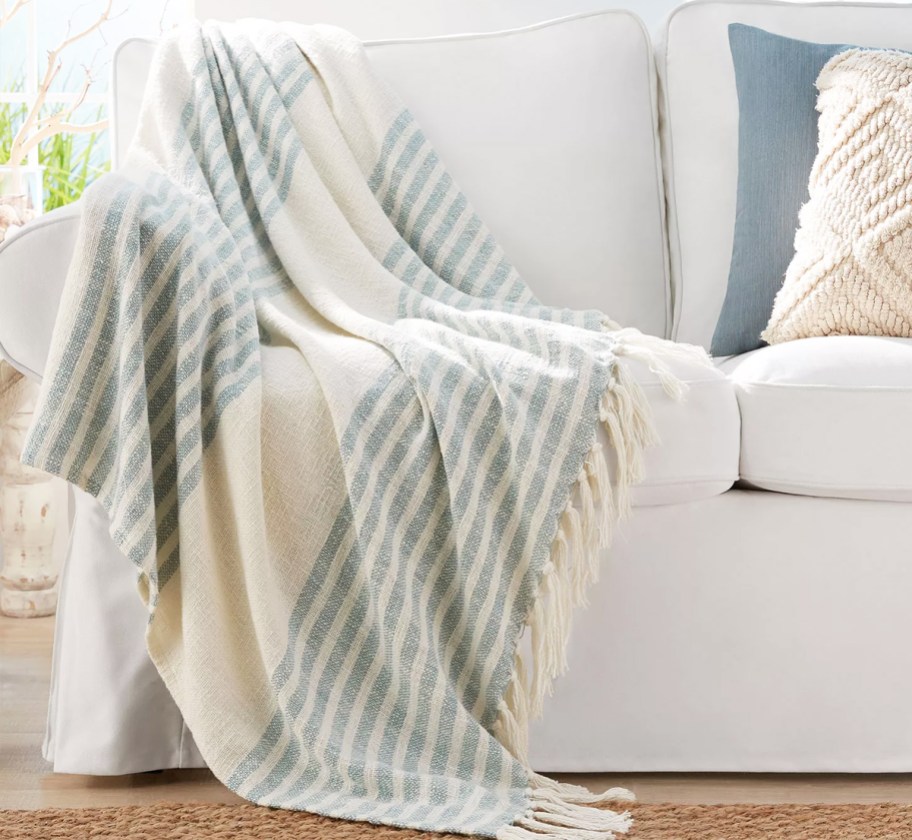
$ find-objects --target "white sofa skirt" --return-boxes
[45,486,912,775]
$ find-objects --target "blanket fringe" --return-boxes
[491,436,612,763]
[606,328,709,514]
[493,327,706,837]
[530,773,636,805]
[497,781,634,840]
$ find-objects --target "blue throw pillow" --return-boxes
[711,25,851,357]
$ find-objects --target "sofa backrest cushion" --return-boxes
[113,11,671,336]
[194,0,628,39]
[658,0,912,350]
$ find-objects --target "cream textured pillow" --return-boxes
[762,48,912,344]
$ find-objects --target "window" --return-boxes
[0,0,187,219]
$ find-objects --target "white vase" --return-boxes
[0,374,58,618]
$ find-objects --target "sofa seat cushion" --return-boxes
[720,336,912,502]
[622,352,740,507]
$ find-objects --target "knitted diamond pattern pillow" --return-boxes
[763,48,912,344]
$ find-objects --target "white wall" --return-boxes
[627,0,684,29]
[627,0,897,30]
[193,0,898,35]
[194,0,683,37]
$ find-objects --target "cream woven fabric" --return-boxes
[21,21,705,840]
[763,48,912,344]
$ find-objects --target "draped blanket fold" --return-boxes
[22,21,693,839]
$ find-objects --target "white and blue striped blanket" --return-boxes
[24,21,694,839]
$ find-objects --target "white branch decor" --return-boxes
[6,0,114,173]
[0,0,30,29]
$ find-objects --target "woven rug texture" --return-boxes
[2,801,912,839]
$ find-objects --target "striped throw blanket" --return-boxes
[23,21,695,839]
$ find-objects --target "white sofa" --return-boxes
[1,0,911,776]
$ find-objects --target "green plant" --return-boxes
[4,0,113,170]
[2,98,110,211]
[39,108,109,211]
[0,88,26,162]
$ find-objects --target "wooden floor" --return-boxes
[3,613,912,811]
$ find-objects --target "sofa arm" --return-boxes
[0,202,81,381]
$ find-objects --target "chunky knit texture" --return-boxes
[763,48,912,344]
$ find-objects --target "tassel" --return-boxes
[493,363,659,757]
[493,324,706,836]
[609,325,710,398]
[497,781,633,839]
[494,652,531,765]
[531,773,635,804]
[493,434,629,759]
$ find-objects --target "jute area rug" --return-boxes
[2,801,912,839]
